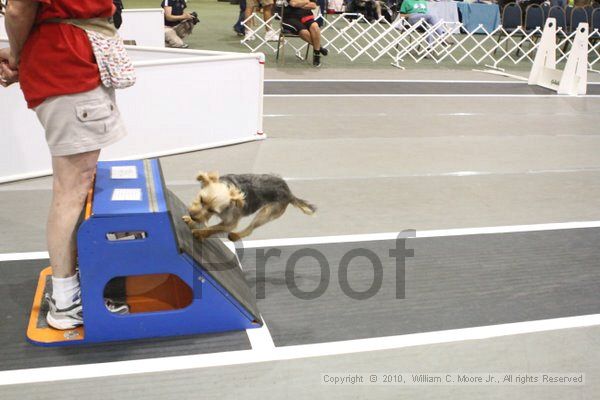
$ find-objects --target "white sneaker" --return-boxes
[45,293,131,330]
[105,299,130,315]
[265,30,279,41]
[244,32,256,41]
[45,293,83,330]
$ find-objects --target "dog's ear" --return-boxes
[196,171,220,185]
[196,172,211,185]
[229,187,245,207]
[207,171,220,183]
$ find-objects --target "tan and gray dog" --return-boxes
[183,172,316,241]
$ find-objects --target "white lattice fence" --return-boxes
[240,14,280,53]
[422,22,600,71]
[241,13,600,71]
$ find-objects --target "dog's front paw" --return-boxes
[228,232,241,242]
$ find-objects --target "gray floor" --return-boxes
[243,229,600,346]
[3,94,600,249]
[1,69,599,399]
[2,325,599,400]
[264,80,600,95]
[263,67,600,82]
[3,228,598,371]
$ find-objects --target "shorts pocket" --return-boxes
[76,100,113,122]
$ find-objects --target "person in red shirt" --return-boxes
[1,0,128,330]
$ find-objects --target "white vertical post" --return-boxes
[257,52,265,136]
[558,23,588,95]
[528,18,557,85]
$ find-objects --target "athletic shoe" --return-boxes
[105,299,130,315]
[45,293,83,330]
[313,52,321,67]
[45,293,130,330]
[319,47,329,56]
[244,32,256,41]
[233,25,245,36]
[265,30,279,41]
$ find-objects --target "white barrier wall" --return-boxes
[119,9,165,48]
[2,10,164,47]
[0,40,265,183]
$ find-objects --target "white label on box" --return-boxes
[111,188,142,201]
[111,166,138,180]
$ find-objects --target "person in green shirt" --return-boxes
[400,0,454,45]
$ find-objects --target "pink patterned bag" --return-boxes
[86,30,136,89]
[45,18,136,89]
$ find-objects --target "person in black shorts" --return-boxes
[161,0,198,48]
[282,0,328,67]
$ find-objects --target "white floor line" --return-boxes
[5,166,600,193]
[265,79,526,83]
[264,112,593,118]
[246,321,275,351]
[280,167,600,181]
[265,79,600,85]
[2,221,600,260]
[0,251,48,262]
[1,313,598,386]
[240,220,600,249]
[265,94,600,98]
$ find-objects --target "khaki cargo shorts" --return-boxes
[34,85,127,157]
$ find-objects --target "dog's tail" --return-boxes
[292,197,317,215]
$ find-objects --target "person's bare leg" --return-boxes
[309,23,321,51]
[298,29,312,44]
[375,2,382,19]
[244,4,255,32]
[263,4,273,30]
[244,4,253,21]
[48,150,100,279]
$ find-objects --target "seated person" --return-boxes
[161,0,199,48]
[282,0,328,67]
[346,0,387,22]
[244,0,278,41]
[400,0,454,45]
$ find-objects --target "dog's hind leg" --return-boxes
[228,203,288,242]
